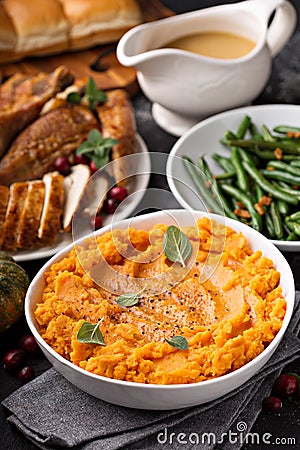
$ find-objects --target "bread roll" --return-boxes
[0,0,142,63]
[0,3,16,51]
[60,0,142,50]
[3,0,69,56]
[0,2,18,63]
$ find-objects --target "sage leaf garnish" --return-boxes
[163,225,192,267]
[165,336,188,350]
[116,292,140,307]
[76,129,118,169]
[76,319,105,345]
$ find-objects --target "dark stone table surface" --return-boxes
[1,1,300,449]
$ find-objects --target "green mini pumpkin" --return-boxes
[0,251,30,333]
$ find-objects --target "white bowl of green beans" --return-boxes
[167,104,300,252]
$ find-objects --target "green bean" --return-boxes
[226,138,300,155]
[285,220,300,236]
[254,183,265,201]
[254,184,276,237]
[290,160,300,167]
[281,154,300,161]
[224,130,237,141]
[261,169,300,186]
[236,115,251,139]
[220,184,263,231]
[277,200,289,215]
[271,181,300,199]
[249,120,262,139]
[265,211,276,238]
[266,160,300,176]
[238,148,257,164]
[273,125,300,134]
[214,171,236,180]
[198,156,237,220]
[255,153,300,162]
[252,149,280,160]
[231,147,250,192]
[277,137,300,144]
[286,211,300,222]
[212,154,235,172]
[286,231,299,241]
[183,156,223,214]
[262,124,276,142]
[270,201,284,240]
[198,156,212,182]
[241,160,298,205]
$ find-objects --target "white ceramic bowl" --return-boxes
[25,209,295,410]
[167,104,300,252]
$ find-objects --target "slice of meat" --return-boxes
[0,185,10,248]
[17,180,45,249]
[1,182,28,251]
[0,65,74,157]
[38,172,64,246]
[62,164,91,231]
[96,89,136,186]
[0,104,98,185]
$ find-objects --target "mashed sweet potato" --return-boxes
[34,218,286,384]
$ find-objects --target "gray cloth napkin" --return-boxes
[2,292,300,450]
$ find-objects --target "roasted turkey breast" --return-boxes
[0,65,74,157]
[0,104,98,185]
[96,89,136,186]
[0,182,28,251]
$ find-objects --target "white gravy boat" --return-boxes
[117,0,297,136]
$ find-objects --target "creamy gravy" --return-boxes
[164,31,256,59]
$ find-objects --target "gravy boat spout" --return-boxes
[117,0,296,136]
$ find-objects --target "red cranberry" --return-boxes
[103,198,119,214]
[3,349,26,372]
[273,374,298,398]
[18,366,35,383]
[54,156,71,175]
[108,186,128,203]
[91,215,103,230]
[262,396,282,413]
[74,154,90,165]
[90,161,98,173]
[18,334,39,354]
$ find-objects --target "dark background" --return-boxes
[1,1,300,449]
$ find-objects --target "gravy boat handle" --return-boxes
[245,0,297,57]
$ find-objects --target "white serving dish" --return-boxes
[25,209,295,410]
[167,104,300,252]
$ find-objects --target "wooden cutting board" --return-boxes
[0,46,139,95]
[0,0,174,96]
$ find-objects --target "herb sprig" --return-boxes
[67,76,107,110]
[76,129,118,169]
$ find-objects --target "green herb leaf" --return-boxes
[76,319,105,345]
[165,335,188,350]
[67,92,81,104]
[163,225,192,267]
[116,292,140,307]
[76,129,118,169]
[91,152,110,169]
[84,76,107,110]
